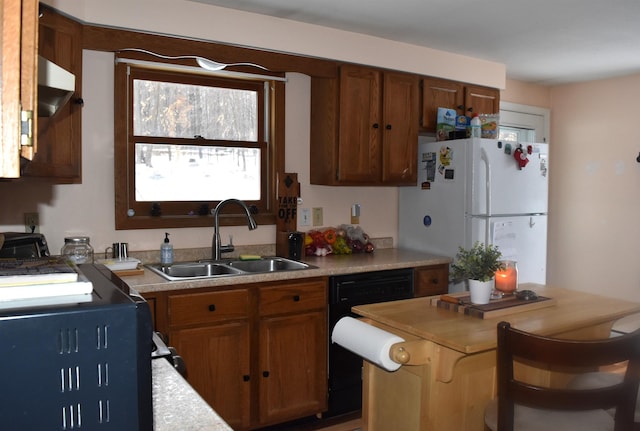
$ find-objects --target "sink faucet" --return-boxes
[212,199,258,260]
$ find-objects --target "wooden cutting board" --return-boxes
[431,292,556,319]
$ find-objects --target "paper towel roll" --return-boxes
[331,316,405,371]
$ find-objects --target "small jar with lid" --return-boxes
[61,237,94,264]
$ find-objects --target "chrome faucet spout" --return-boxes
[212,199,258,260]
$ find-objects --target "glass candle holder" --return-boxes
[494,260,518,295]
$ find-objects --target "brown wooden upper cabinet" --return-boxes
[420,76,500,133]
[23,6,83,183]
[0,0,38,178]
[311,64,419,186]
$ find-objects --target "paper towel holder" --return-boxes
[390,340,430,366]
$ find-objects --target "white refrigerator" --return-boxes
[399,138,549,291]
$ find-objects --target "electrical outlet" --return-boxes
[300,208,311,226]
[24,212,39,233]
[312,207,323,226]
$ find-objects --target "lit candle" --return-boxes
[495,261,518,294]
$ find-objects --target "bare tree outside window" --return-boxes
[131,78,261,202]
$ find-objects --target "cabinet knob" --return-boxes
[293,295,300,302]
[208,304,216,312]
[457,105,464,110]
[243,375,250,382]
[467,107,474,113]
[385,124,392,130]
[372,123,379,129]
[431,278,439,284]
[263,371,270,378]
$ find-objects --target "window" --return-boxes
[114,60,284,229]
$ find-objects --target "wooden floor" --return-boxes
[316,418,361,431]
[256,412,361,431]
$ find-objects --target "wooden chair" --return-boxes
[484,321,640,431]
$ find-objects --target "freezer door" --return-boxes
[469,139,548,216]
[467,215,547,285]
[398,139,469,258]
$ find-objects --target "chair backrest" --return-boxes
[495,321,640,431]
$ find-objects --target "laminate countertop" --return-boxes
[153,357,232,431]
[118,248,451,294]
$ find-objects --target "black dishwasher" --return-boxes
[326,268,414,417]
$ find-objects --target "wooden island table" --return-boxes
[351,285,640,431]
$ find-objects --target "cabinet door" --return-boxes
[24,6,82,182]
[420,77,464,132]
[258,310,327,426]
[337,65,381,183]
[414,264,449,297]
[381,71,419,184]
[464,85,500,117]
[1,0,38,178]
[170,322,251,431]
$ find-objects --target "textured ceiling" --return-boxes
[189,0,640,85]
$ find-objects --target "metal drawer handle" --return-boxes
[208,304,216,312]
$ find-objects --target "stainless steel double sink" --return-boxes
[146,257,314,281]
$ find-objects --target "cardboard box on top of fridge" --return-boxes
[480,114,499,139]
[436,107,456,141]
[455,115,470,130]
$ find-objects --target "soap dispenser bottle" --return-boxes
[161,232,173,265]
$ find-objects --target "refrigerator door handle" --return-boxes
[480,147,492,216]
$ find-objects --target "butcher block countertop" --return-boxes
[352,284,640,355]
[352,285,640,431]
[119,248,451,294]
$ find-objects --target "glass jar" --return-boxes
[494,260,518,295]
[61,237,94,264]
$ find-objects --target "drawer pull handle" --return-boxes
[431,278,439,284]
[263,371,270,378]
[208,304,216,312]
[243,375,250,382]
[293,295,300,302]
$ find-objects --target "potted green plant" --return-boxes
[451,242,504,304]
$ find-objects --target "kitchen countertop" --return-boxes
[153,357,232,431]
[351,286,640,431]
[121,248,451,294]
[352,285,640,354]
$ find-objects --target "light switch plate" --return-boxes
[312,207,323,226]
[300,208,311,226]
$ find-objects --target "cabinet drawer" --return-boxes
[259,281,326,316]
[169,289,249,326]
[414,265,449,297]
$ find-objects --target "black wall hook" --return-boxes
[636,152,640,163]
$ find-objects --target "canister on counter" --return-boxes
[61,236,94,264]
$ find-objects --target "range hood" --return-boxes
[38,56,75,117]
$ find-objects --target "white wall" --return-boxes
[0,0,504,255]
[42,0,505,89]
[546,73,640,301]
[0,52,398,255]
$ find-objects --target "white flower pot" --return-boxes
[468,279,494,305]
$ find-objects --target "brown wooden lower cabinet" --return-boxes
[158,278,328,431]
[145,265,449,429]
[414,264,449,297]
[259,310,326,425]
